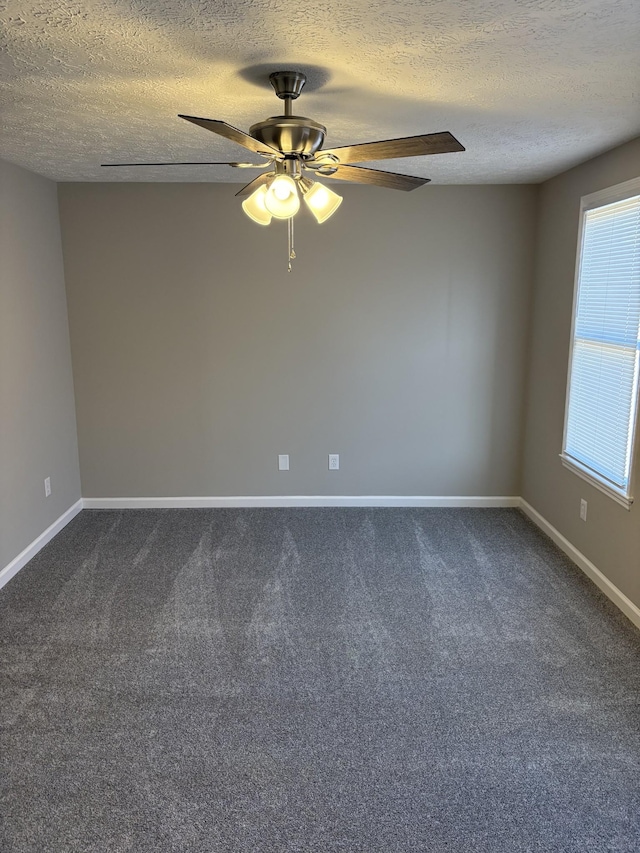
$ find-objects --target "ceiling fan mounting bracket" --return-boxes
[269,71,307,101]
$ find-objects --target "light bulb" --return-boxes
[264,175,300,219]
[242,185,272,226]
[274,181,293,200]
[302,180,342,223]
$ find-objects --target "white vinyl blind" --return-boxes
[563,187,640,501]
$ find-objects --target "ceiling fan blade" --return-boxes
[101,161,266,168]
[326,164,430,191]
[235,172,273,198]
[320,131,464,164]
[178,115,281,157]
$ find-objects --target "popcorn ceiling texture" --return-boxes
[1,0,639,183]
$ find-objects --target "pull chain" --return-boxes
[287,217,296,272]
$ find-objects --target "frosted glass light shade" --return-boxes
[242,185,272,225]
[303,181,342,223]
[265,175,300,219]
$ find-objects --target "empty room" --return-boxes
[1,1,639,850]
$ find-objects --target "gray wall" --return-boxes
[0,159,81,570]
[58,182,537,498]
[522,137,640,607]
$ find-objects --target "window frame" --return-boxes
[561,176,640,510]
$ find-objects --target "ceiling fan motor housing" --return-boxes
[250,115,326,156]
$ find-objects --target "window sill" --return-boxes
[560,455,633,510]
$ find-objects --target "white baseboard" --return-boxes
[82,495,521,509]
[0,499,83,592]
[519,498,640,631]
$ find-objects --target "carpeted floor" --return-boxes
[1,508,639,852]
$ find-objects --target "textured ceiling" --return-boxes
[1,0,639,184]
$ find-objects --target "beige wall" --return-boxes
[0,160,81,570]
[522,137,640,607]
[58,182,536,498]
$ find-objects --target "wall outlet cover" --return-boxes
[278,454,290,471]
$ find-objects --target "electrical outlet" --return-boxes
[278,454,290,471]
[44,477,51,497]
[328,454,339,471]
[580,498,587,521]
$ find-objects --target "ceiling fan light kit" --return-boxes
[104,69,465,269]
[300,178,343,223]
[241,185,272,225]
[264,174,301,219]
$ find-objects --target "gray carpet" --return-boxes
[1,508,639,852]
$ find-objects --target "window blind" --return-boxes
[564,191,640,496]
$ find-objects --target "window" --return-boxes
[562,177,640,508]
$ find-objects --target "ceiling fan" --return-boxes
[104,71,465,268]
